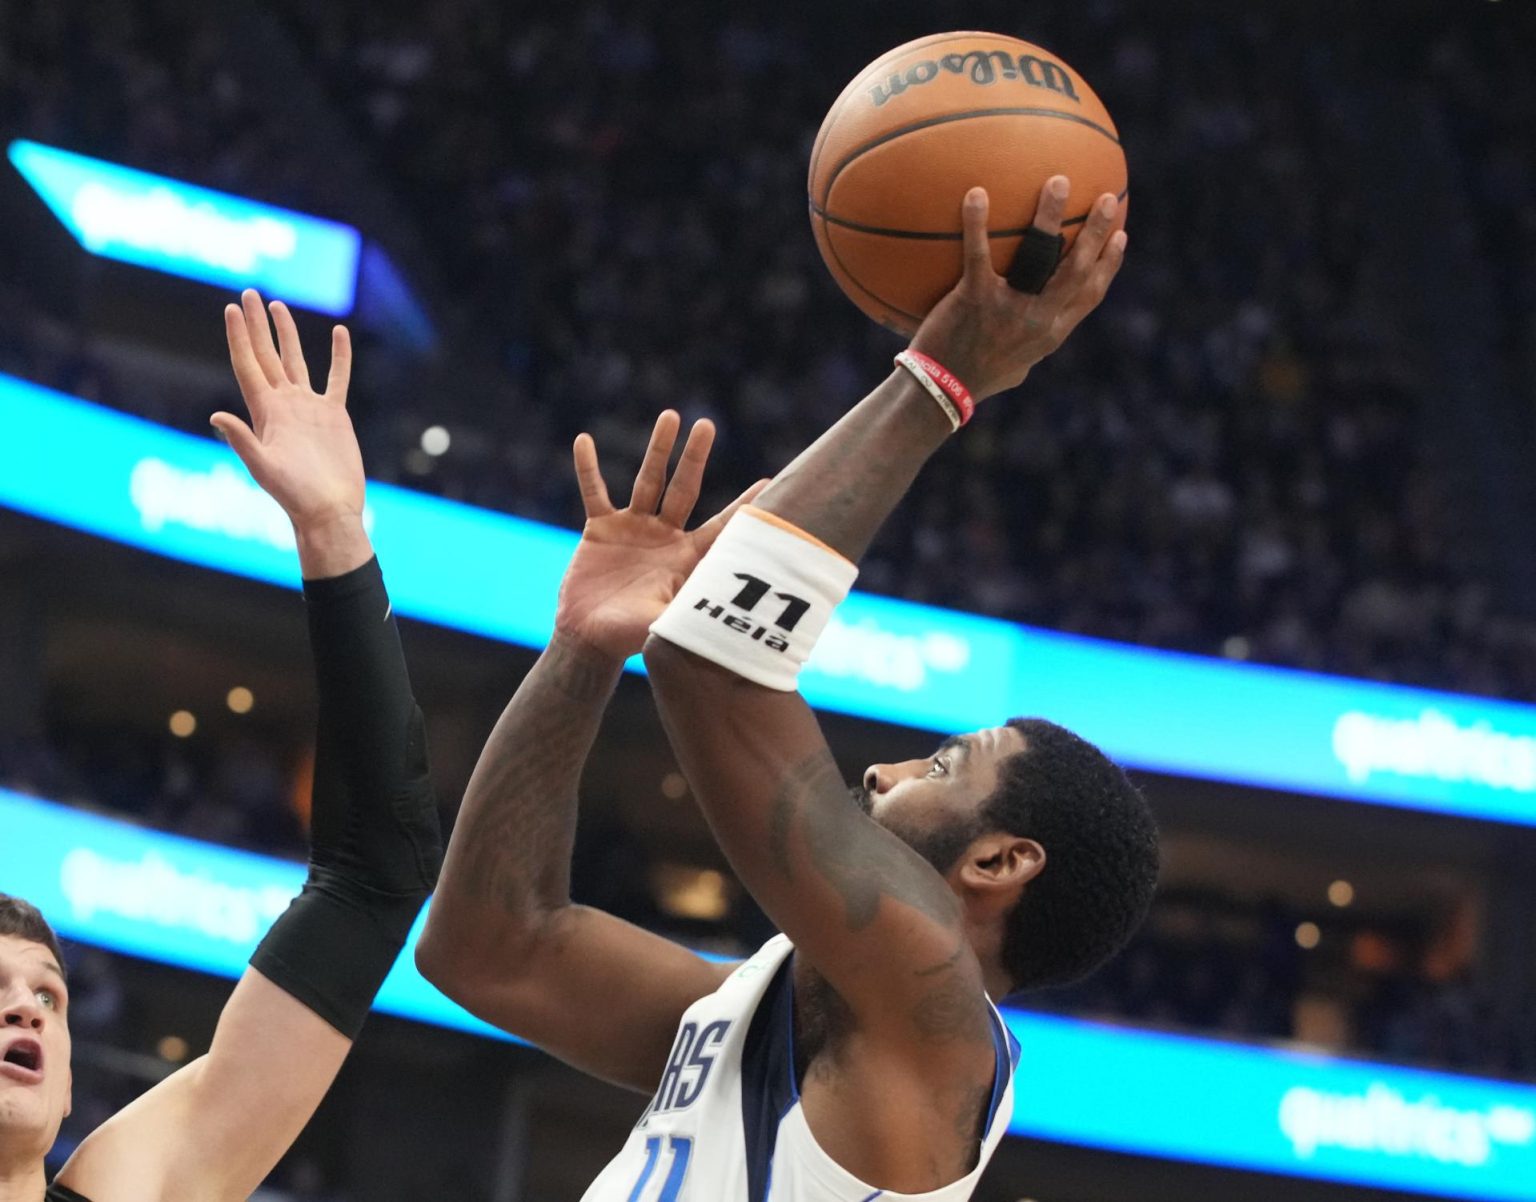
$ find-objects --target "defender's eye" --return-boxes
[927,756,951,779]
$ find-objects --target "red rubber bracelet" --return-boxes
[901,350,976,425]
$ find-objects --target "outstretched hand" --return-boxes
[213,289,364,534]
[556,411,766,661]
[909,177,1127,403]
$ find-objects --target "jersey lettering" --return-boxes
[651,1019,731,1116]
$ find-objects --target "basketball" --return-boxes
[808,32,1128,334]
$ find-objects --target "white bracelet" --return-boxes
[650,506,859,691]
[894,350,962,431]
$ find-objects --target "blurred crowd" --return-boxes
[3,0,1535,695]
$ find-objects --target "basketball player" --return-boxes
[0,290,441,1202]
[420,178,1157,1199]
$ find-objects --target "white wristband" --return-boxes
[650,506,858,691]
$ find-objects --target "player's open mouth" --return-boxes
[0,1038,44,1083]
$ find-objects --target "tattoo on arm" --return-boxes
[451,635,620,916]
[767,748,993,1047]
[759,373,950,563]
[767,750,961,933]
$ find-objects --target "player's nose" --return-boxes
[2,997,44,1031]
[864,758,928,794]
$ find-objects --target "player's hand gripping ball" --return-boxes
[809,32,1127,334]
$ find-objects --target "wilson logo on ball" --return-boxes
[868,50,1080,108]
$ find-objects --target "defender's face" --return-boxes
[0,935,72,1152]
[860,725,1027,870]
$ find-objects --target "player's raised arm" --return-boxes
[643,182,1126,1182]
[417,413,765,1093]
[54,291,442,1202]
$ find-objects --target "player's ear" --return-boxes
[956,833,1045,916]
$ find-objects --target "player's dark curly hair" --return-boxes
[983,718,1158,995]
[0,893,67,980]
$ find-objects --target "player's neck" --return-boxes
[964,919,1013,1002]
[0,1147,48,1202]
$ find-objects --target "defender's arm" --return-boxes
[58,295,440,1202]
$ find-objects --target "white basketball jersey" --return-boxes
[580,935,1020,1202]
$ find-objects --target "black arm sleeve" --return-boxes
[250,556,443,1037]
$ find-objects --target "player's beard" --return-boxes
[848,782,977,876]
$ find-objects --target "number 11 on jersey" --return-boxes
[626,1135,693,1202]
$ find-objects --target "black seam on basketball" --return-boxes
[808,188,1128,239]
[810,205,925,327]
[821,107,1121,209]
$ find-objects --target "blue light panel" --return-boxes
[8,140,361,316]
[3,789,1533,1199]
[4,371,1536,824]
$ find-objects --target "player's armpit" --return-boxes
[644,637,996,1072]
[417,902,734,1094]
[54,969,350,1202]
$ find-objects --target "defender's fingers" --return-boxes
[960,187,995,285]
[224,304,270,407]
[630,410,681,514]
[572,433,615,518]
[326,326,353,401]
[692,478,771,549]
[240,289,285,388]
[268,301,311,389]
[658,419,717,528]
[1046,192,1120,303]
[210,411,266,472]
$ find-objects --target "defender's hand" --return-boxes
[909,178,1126,403]
[557,411,765,662]
[213,289,364,535]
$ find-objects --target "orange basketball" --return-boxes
[809,32,1127,335]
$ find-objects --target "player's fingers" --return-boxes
[572,433,615,518]
[268,301,311,390]
[224,304,270,409]
[693,478,770,550]
[240,289,285,388]
[630,410,681,514]
[659,419,717,528]
[960,187,995,286]
[1047,192,1120,303]
[1030,175,1070,237]
[210,412,267,473]
[326,325,353,402]
[1056,229,1128,340]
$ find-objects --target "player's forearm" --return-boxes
[249,556,441,1037]
[755,369,952,563]
[420,632,622,973]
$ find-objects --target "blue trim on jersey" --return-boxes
[856,1192,885,1202]
[740,958,798,1202]
[983,1007,1016,1134]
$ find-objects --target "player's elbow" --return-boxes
[413,925,462,992]
[415,905,550,999]
[414,918,500,999]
